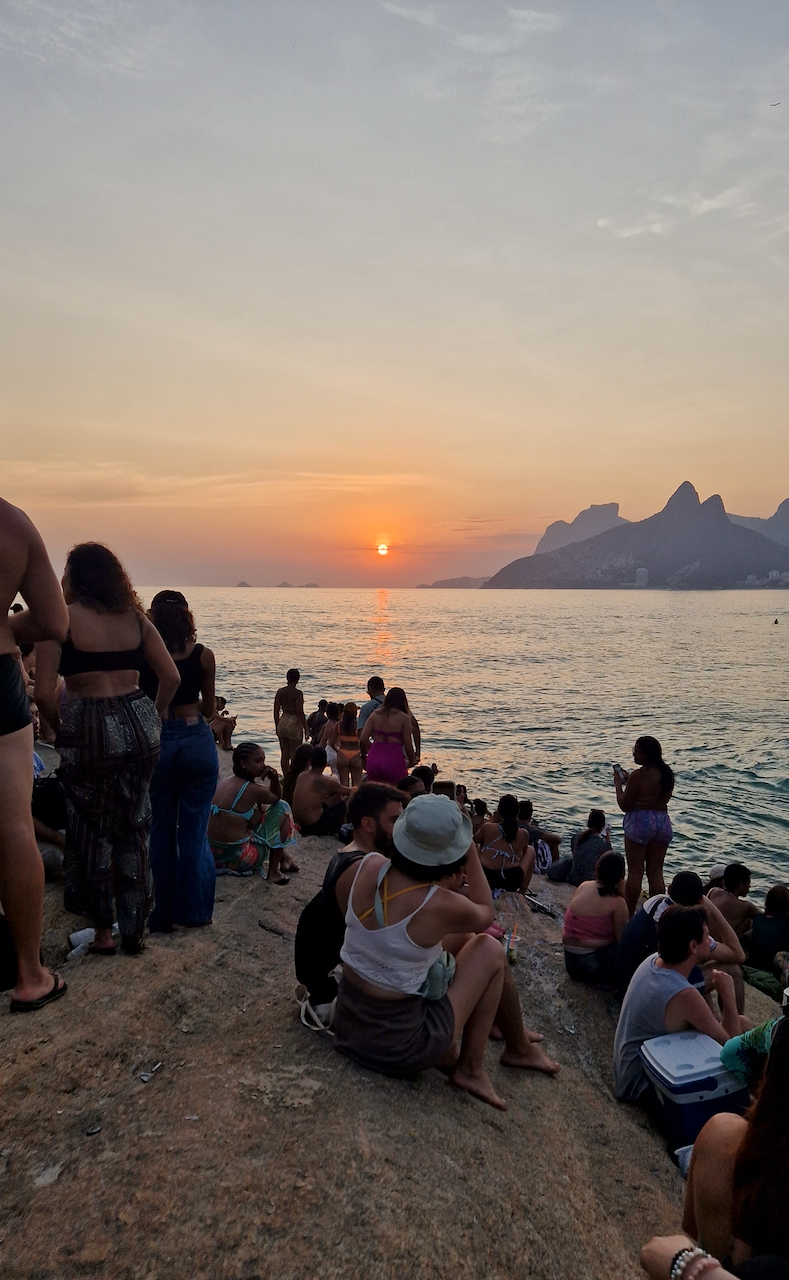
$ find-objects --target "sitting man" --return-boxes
[614,905,751,1103]
[614,870,746,1008]
[295,785,559,1080]
[517,799,561,866]
[292,747,351,837]
[332,793,558,1109]
[709,863,762,941]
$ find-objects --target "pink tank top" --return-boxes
[562,905,617,946]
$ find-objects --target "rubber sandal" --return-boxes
[269,874,290,886]
[87,943,117,956]
[9,973,67,1014]
[120,937,145,955]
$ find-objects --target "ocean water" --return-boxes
[142,587,789,900]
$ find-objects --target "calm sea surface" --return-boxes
[141,588,789,900]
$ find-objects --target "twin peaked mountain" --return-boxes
[483,482,789,589]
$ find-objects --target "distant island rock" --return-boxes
[300,583,320,588]
[415,576,489,589]
[236,581,252,587]
[535,503,629,555]
[483,481,789,590]
[277,581,293,588]
[729,499,789,548]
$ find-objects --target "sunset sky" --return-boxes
[2,2,788,586]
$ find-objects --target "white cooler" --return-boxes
[638,1030,750,1147]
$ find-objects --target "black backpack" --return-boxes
[613,897,665,996]
[294,849,364,1005]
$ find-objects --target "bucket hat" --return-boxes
[392,793,472,867]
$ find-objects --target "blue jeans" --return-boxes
[149,717,218,930]
[564,943,618,984]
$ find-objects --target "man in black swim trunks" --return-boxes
[0,496,69,1011]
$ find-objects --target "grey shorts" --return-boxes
[334,975,455,1078]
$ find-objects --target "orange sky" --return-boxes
[2,3,788,586]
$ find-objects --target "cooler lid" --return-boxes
[639,1030,726,1087]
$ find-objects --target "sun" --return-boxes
[377,543,389,556]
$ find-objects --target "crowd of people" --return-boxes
[2,495,788,1277]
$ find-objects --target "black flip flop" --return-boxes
[87,943,117,956]
[269,875,290,886]
[9,973,67,1014]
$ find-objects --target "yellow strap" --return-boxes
[358,881,438,924]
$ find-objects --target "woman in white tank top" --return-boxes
[334,794,510,1110]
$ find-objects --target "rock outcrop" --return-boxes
[535,503,629,555]
[484,482,789,589]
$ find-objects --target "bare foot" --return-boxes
[500,1044,560,1075]
[449,1066,507,1110]
[525,1029,544,1044]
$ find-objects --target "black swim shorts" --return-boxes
[0,653,33,737]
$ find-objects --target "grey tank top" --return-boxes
[613,956,691,1100]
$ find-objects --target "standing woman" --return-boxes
[139,591,219,933]
[360,687,416,786]
[35,543,179,955]
[331,702,363,787]
[615,735,675,916]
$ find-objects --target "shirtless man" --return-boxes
[0,497,69,1011]
[292,747,351,837]
[273,668,309,773]
[709,863,761,941]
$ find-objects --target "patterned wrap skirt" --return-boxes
[57,690,161,938]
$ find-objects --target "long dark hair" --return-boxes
[382,687,409,714]
[497,794,519,843]
[340,702,358,735]
[282,743,313,805]
[731,1018,789,1255]
[596,851,625,896]
[636,735,674,797]
[66,543,141,614]
[148,591,196,654]
[576,809,606,847]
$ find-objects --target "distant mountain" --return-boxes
[729,500,789,548]
[236,580,252,587]
[483,482,789,589]
[535,502,629,554]
[415,576,489,589]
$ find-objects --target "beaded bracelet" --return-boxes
[670,1248,709,1280]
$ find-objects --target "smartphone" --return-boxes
[613,763,627,783]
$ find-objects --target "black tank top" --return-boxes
[59,634,144,677]
[138,644,204,706]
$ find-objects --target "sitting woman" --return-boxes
[642,1017,789,1279]
[562,851,628,983]
[334,793,509,1109]
[474,794,535,897]
[744,885,789,1001]
[208,696,236,751]
[331,702,363,787]
[208,742,297,884]
[360,687,416,786]
[547,808,612,883]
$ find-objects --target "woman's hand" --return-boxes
[640,1236,696,1279]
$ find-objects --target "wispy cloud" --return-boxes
[3,462,430,509]
[0,0,171,79]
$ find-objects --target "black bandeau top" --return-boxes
[59,633,144,677]
[138,644,204,706]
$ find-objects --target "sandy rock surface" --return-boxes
[2,756,778,1279]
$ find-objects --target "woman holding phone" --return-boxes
[614,736,675,915]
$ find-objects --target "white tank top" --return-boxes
[340,853,443,995]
